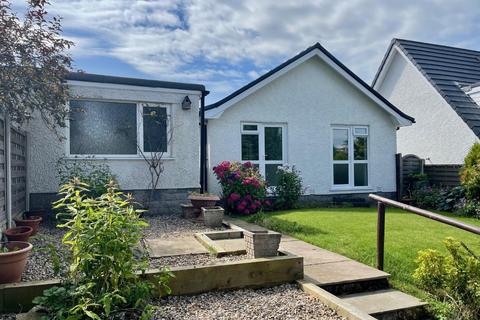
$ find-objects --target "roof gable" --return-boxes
[206,43,414,125]
[373,39,480,137]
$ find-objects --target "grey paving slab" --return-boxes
[341,289,427,315]
[145,237,208,258]
[280,240,349,265]
[304,260,390,286]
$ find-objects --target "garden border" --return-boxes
[0,251,303,313]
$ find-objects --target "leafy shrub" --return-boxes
[461,143,480,201]
[34,179,172,319]
[412,186,465,213]
[273,165,303,210]
[405,173,429,198]
[56,158,117,198]
[413,237,480,320]
[411,186,442,209]
[213,161,267,215]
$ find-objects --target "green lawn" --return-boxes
[245,207,480,297]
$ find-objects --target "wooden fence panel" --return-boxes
[424,165,462,186]
[10,127,26,218]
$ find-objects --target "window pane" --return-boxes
[241,134,259,160]
[354,136,367,160]
[265,127,283,161]
[243,124,258,131]
[333,129,349,160]
[69,100,137,155]
[333,164,349,185]
[265,164,280,186]
[353,127,368,136]
[354,163,368,186]
[143,106,167,152]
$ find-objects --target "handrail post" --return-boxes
[377,201,385,271]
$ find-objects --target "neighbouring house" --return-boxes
[373,39,480,165]
[26,73,207,215]
[205,43,414,204]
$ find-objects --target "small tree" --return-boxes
[0,0,73,134]
[137,105,175,210]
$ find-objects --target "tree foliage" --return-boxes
[0,0,73,134]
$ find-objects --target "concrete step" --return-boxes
[340,289,428,320]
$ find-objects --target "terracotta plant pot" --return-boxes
[4,226,33,242]
[14,216,42,235]
[188,194,220,212]
[25,209,47,220]
[0,241,33,284]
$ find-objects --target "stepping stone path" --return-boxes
[224,217,427,320]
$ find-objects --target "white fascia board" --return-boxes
[206,48,412,126]
[67,80,203,96]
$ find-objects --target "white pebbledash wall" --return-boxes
[206,56,400,196]
[375,50,478,164]
[26,81,202,195]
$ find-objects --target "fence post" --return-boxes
[395,153,402,200]
[376,201,385,271]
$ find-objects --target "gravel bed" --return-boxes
[154,284,345,320]
[149,253,247,268]
[142,214,226,239]
[19,214,230,281]
[21,220,68,282]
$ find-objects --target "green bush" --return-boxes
[56,158,117,198]
[34,179,172,319]
[461,143,480,201]
[405,173,429,198]
[411,185,465,213]
[273,165,303,210]
[413,237,480,319]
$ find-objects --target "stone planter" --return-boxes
[4,226,33,242]
[188,194,220,213]
[0,241,33,284]
[201,206,224,228]
[244,230,282,259]
[181,203,198,219]
[14,216,42,235]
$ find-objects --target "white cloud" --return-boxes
[13,0,480,102]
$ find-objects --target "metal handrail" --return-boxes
[368,193,480,270]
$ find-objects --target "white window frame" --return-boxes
[331,125,370,190]
[66,99,172,159]
[240,122,287,184]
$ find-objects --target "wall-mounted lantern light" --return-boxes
[182,96,192,110]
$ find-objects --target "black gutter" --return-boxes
[67,72,206,92]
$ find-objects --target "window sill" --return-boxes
[65,156,175,161]
[329,187,373,193]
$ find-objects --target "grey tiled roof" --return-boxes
[374,39,480,137]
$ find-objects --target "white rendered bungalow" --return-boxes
[205,43,414,204]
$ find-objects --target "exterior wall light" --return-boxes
[182,96,192,110]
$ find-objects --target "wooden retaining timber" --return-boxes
[0,252,303,313]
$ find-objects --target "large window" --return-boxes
[241,123,286,186]
[69,100,170,157]
[332,126,368,188]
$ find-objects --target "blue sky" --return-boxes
[12,0,480,104]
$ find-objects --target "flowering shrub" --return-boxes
[273,165,303,210]
[213,161,267,215]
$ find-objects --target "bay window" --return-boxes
[68,100,170,157]
[332,126,369,188]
